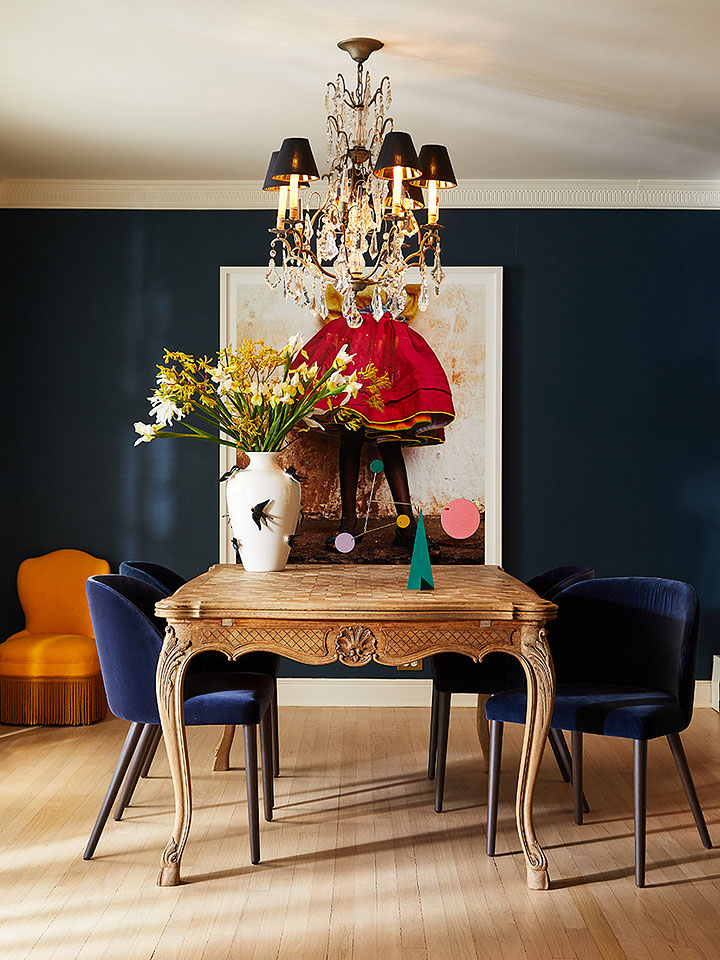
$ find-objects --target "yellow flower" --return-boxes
[135,336,387,452]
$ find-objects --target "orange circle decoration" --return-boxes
[441,498,480,539]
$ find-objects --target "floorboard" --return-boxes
[0,706,718,959]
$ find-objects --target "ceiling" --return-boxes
[2,0,720,182]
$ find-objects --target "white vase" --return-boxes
[226,452,301,572]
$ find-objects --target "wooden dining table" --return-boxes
[154,563,557,890]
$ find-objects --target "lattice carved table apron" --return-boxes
[155,564,556,890]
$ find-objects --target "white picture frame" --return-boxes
[219,266,503,566]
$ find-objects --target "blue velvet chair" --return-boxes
[485,577,712,886]
[84,575,275,865]
[428,565,595,812]
[119,560,281,778]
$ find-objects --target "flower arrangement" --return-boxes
[134,334,388,452]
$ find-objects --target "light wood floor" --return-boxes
[1,706,719,960]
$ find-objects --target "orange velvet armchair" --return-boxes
[0,549,110,725]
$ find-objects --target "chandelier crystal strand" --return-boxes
[264,39,455,320]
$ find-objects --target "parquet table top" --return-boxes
[155,563,557,623]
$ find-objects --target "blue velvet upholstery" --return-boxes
[119,561,186,595]
[485,684,685,740]
[119,560,279,678]
[429,565,595,692]
[525,565,598,603]
[485,577,699,741]
[86,575,273,726]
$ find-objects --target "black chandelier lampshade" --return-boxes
[373,132,422,180]
[262,151,282,190]
[272,138,320,183]
[411,144,457,188]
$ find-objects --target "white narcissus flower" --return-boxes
[333,344,355,369]
[210,366,234,396]
[148,396,184,425]
[340,374,363,405]
[283,332,303,356]
[302,416,325,430]
[327,369,347,388]
[133,422,160,445]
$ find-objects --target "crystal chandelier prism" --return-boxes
[264,38,456,325]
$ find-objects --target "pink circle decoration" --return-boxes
[441,498,480,540]
[334,532,356,554]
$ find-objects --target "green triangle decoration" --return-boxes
[407,509,434,591]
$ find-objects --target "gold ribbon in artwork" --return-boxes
[323,284,421,323]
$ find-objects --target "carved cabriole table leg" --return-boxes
[511,622,555,890]
[156,623,194,887]
[213,725,235,772]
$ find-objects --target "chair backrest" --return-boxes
[18,549,110,637]
[118,561,186,596]
[86,575,167,724]
[526,565,595,602]
[551,577,700,726]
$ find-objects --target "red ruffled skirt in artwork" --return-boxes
[301,311,455,446]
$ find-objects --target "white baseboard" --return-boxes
[695,680,713,709]
[277,677,715,709]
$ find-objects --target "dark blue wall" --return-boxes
[2,208,719,678]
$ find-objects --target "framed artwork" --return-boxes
[219,266,503,566]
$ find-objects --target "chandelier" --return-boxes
[263,37,456,325]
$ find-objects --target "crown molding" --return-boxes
[2,177,720,210]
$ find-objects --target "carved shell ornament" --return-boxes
[335,625,376,664]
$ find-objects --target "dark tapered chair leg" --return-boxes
[486,719,504,856]
[667,733,712,849]
[140,725,163,778]
[548,728,571,781]
[270,682,280,778]
[634,739,648,887]
[434,691,451,812]
[259,709,274,822]
[571,731,584,825]
[244,724,260,864]
[84,722,144,860]
[554,729,590,814]
[114,723,158,821]
[428,685,439,779]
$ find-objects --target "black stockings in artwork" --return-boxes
[335,428,414,545]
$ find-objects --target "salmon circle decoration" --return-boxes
[441,498,480,539]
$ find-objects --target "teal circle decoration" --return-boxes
[370,459,384,474]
